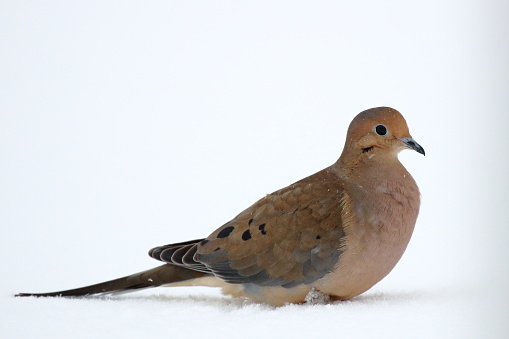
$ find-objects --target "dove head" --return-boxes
[338,107,424,169]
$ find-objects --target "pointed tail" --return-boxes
[15,264,208,297]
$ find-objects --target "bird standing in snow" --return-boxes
[17,107,424,306]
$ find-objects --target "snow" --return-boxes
[1,1,508,338]
[2,284,503,338]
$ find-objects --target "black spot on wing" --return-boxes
[217,226,235,238]
[258,223,267,235]
[242,230,252,241]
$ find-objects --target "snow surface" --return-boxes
[1,1,508,338]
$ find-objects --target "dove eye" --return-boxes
[374,124,388,136]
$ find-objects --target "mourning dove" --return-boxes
[16,107,424,306]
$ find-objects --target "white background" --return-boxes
[1,1,508,338]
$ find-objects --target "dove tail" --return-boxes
[15,264,209,297]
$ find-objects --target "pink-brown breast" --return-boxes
[314,166,420,299]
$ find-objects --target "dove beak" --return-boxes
[398,137,425,156]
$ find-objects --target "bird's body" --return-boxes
[17,107,424,306]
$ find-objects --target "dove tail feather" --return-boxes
[15,264,208,297]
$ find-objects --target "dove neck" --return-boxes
[333,151,410,185]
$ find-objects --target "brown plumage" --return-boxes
[16,107,424,306]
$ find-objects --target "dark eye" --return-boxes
[375,124,388,136]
